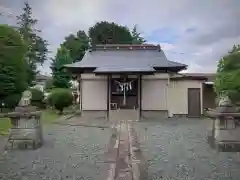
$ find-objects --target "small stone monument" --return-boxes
[18,90,32,106]
[4,90,43,150]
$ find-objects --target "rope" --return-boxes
[114,80,135,92]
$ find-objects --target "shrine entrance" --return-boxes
[108,75,141,121]
[110,76,138,110]
[107,74,142,121]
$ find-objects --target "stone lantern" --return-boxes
[0,90,43,150]
[206,95,240,151]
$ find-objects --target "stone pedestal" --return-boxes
[206,103,240,152]
[4,106,43,150]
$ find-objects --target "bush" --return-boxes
[47,88,73,114]
[30,88,44,108]
[4,94,21,110]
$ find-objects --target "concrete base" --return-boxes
[141,110,168,120]
[6,128,42,150]
[216,142,240,152]
[80,110,170,120]
[80,110,107,120]
[171,114,188,118]
[207,134,240,152]
[109,110,138,121]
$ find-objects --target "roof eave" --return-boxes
[94,71,155,75]
[171,75,208,81]
[154,65,187,72]
[64,66,96,74]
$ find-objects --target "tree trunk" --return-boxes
[59,109,63,115]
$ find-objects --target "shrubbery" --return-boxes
[47,88,73,114]
[214,45,240,104]
[0,25,27,106]
[3,94,21,110]
[29,88,45,108]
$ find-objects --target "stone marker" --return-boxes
[3,90,43,150]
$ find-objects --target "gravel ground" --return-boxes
[2,117,240,180]
[0,123,112,180]
[133,118,240,180]
[56,116,113,128]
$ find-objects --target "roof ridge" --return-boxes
[90,44,161,51]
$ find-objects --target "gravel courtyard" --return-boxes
[1,117,240,180]
[133,118,240,180]
[0,119,113,180]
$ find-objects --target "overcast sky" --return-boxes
[1,0,240,75]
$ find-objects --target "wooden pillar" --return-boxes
[78,74,82,111]
[166,71,170,117]
[138,74,142,121]
[77,75,80,110]
[107,75,110,120]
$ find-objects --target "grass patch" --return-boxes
[41,109,60,123]
[0,108,74,135]
[0,118,11,135]
[0,109,59,135]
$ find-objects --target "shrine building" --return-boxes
[65,44,215,120]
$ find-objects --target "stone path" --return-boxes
[105,120,146,180]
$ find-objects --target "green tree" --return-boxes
[131,25,146,44]
[51,46,72,88]
[29,88,44,108]
[89,21,133,45]
[62,30,89,62]
[17,2,48,85]
[0,25,28,108]
[47,88,73,114]
[214,44,240,103]
[4,94,22,110]
[228,44,240,54]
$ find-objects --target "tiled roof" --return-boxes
[65,44,187,73]
[35,74,49,81]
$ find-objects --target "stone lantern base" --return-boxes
[216,142,240,152]
[6,126,43,150]
[4,106,43,150]
[206,100,240,152]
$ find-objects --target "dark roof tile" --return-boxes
[65,44,187,72]
[91,44,161,51]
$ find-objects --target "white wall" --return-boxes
[79,73,204,116]
[141,73,169,110]
[81,74,107,110]
[32,84,44,92]
[168,80,203,116]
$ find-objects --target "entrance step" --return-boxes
[109,110,138,121]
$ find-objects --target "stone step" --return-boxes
[115,121,132,180]
[109,110,138,121]
[105,120,146,180]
